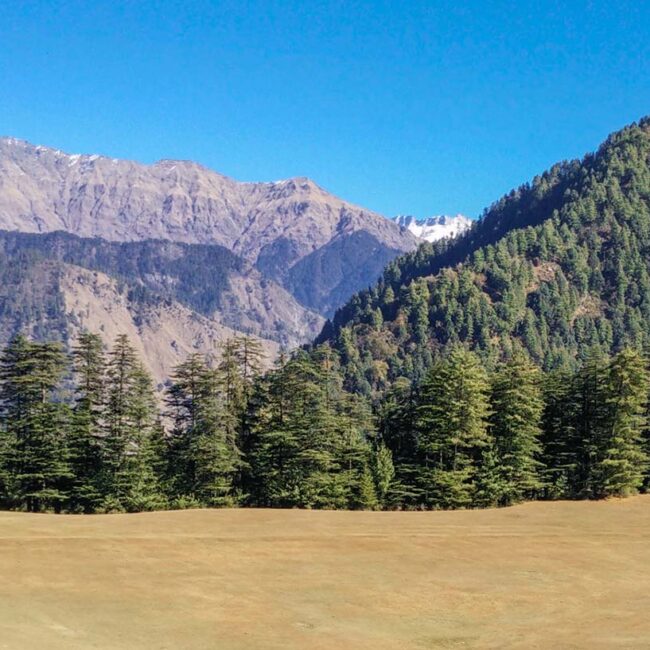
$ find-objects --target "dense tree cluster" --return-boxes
[0,332,647,513]
[317,118,650,393]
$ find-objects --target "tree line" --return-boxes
[0,331,648,513]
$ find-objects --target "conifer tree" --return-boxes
[592,348,648,496]
[571,349,611,497]
[245,352,299,506]
[248,349,373,509]
[68,331,106,512]
[103,335,159,510]
[123,363,166,511]
[0,336,71,512]
[415,347,492,508]
[356,465,379,510]
[489,355,544,504]
[166,352,208,495]
[540,368,578,498]
[378,377,419,506]
[234,336,265,400]
[166,353,241,506]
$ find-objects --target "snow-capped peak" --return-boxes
[392,214,472,242]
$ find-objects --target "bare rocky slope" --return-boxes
[0,137,417,315]
[59,266,281,386]
[0,230,312,382]
[0,137,420,377]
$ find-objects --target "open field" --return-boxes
[1,498,649,649]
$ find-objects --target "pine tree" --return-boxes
[165,352,207,496]
[475,447,508,507]
[415,347,492,508]
[540,368,579,498]
[103,335,160,510]
[234,336,265,400]
[378,377,419,507]
[246,353,300,506]
[217,339,246,423]
[123,363,166,511]
[592,349,649,496]
[571,349,611,497]
[68,331,106,512]
[0,336,71,512]
[166,353,241,507]
[489,355,544,504]
[356,466,379,510]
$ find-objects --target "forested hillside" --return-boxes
[318,118,650,392]
[3,119,650,514]
[0,229,322,347]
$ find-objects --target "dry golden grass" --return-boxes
[1,497,649,649]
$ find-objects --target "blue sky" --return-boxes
[1,1,649,219]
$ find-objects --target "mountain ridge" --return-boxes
[315,116,650,392]
[0,136,419,319]
[0,137,427,378]
[0,136,416,255]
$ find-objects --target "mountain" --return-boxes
[0,138,419,378]
[0,230,331,383]
[392,214,471,242]
[316,117,650,393]
[0,138,417,316]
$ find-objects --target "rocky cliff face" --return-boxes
[0,137,420,375]
[0,137,416,273]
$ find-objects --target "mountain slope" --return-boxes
[0,229,323,345]
[316,117,650,392]
[0,138,417,316]
[0,230,322,381]
[59,265,281,385]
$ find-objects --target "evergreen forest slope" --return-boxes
[317,118,650,391]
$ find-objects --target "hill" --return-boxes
[0,497,648,649]
[317,117,650,389]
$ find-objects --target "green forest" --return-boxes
[0,331,648,513]
[2,118,650,513]
[317,118,650,392]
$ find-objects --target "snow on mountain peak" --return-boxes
[392,214,472,242]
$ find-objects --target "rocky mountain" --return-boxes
[0,138,417,316]
[392,214,472,242]
[0,137,419,379]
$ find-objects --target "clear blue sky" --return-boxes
[2,1,649,219]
